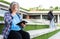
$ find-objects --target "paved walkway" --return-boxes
[0,27,60,39]
[49,31,60,39]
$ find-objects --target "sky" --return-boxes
[4,0,60,9]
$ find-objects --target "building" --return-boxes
[27,11,60,23]
[0,1,60,25]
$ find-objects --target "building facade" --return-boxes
[0,2,60,24]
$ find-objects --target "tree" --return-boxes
[55,6,58,10]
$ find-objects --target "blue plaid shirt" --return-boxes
[2,11,22,39]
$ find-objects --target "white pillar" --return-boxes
[58,14,59,24]
[40,14,42,20]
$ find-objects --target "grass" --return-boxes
[0,0,10,5]
[0,24,49,34]
[32,29,60,39]
[0,24,4,34]
[24,25,49,31]
[0,16,4,21]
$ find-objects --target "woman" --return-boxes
[48,10,55,28]
[2,2,22,39]
[2,2,30,39]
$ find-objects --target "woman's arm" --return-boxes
[2,12,12,39]
[4,12,12,24]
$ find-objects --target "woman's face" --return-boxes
[11,4,19,12]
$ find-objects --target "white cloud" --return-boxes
[5,0,60,9]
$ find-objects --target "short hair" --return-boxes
[9,2,19,13]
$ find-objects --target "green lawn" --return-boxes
[0,24,4,34]
[24,25,49,31]
[32,29,60,39]
[0,24,49,34]
[0,16,4,21]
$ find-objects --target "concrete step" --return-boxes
[0,27,60,39]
